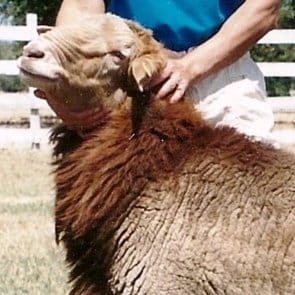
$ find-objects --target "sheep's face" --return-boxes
[18,14,164,112]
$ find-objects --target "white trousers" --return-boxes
[188,53,275,144]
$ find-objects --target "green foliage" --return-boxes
[0,75,27,92]
[0,41,24,59]
[251,45,295,63]
[0,41,27,92]
[265,78,293,97]
[0,0,61,25]
[279,0,295,28]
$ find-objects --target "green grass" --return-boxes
[0,148,69,294]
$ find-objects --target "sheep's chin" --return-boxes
[19,70,57,91]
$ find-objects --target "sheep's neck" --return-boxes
[55,98,273,242]
[54,99,279,292]
[55,101,212,236]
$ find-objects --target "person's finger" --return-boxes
[149,67,171,88]
[153,78,178,100]
[34,89,47,99]
[169,80,189,103]
[169,86,185,104]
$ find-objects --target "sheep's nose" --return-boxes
[23,42,45,59]
[27,48,45,58]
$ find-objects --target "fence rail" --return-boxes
[2,31,295,78]
[0,15,294,147]
[0,14,41,148]
[258,29,295,44]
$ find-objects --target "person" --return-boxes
[36,0,280,143]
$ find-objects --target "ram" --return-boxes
[18,14,295,295]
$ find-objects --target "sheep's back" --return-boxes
[52,103,295,294]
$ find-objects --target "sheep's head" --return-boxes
[18,14,164,113]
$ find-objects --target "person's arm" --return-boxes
[56,0,105,26]
[152,0,280,103]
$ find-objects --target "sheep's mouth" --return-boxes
[17,56,62,86]
[19,67,57,83]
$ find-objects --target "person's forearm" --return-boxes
[184,0,280,82]
[56,0,105,26]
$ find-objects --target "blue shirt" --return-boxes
[106,0,243,51]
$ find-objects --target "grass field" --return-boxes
[0,148,69,294]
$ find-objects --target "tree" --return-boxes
[0,0,61,25]
[279,0,295,28]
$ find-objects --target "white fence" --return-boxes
[257,30,295,77]
[0,14,43,148]
[0,14,295,147]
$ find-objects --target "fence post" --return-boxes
[26,14,41,149]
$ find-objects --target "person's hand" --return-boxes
[150,53,194,104]
[34,89,106,129]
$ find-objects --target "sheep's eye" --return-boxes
[109,50,125,60]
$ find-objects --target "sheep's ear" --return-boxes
[129,54,163,92]
[37,25,53,35]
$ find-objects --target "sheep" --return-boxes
[18,13,295,295]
